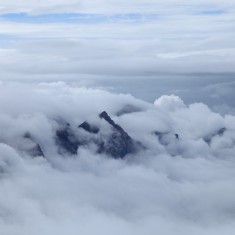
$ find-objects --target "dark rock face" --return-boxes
[27,144,44,157]
[154,131,179,146]
[54,111,141,159]
[24,133,44,157]
[100,130,136,159]
[218,127,226,136]
[204,127,226,144]
[99,111,137,158]
[78,122,99,134]
[56,123,80,155]
[175,133,179,139]
[99,111,117,127]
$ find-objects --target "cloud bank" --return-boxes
[0,83,235,234]
[0,0,234,112]
[0,0,235,79]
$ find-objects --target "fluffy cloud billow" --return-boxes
[0,82,235,235]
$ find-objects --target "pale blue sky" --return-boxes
[1,12,158,24]
[0,6,226,24]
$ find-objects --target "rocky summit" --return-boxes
[55,111,140,159]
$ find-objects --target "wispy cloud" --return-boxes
[0,12,160,24]
[197,9,226,15]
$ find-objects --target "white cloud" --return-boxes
[0,0,234,14]
[0,83,235,234]
[156,48,235,59]
[154,95,185,111]
[0,0,235,81]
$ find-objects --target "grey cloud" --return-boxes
[0,0,235,79]
[0,83,235,234]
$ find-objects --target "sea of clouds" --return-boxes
[1,0,235,233]
[0,82,235,235]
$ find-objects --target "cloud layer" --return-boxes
[0,0,235,78]
[0,83,235,234]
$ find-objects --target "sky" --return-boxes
[0,0,235,112]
